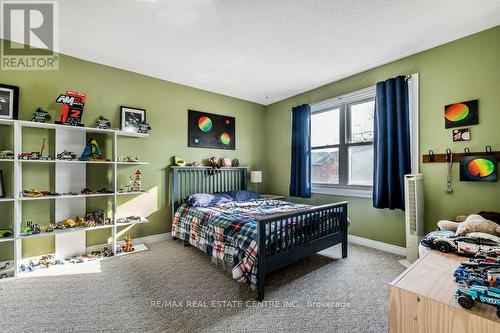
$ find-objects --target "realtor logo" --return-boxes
[1,1,59,70]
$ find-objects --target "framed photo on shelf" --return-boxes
[120,106,146,133]
[0,84,19,120]
[0,170,5,198]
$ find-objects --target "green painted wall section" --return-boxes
[264,26,500,247]
[0,48,265,259]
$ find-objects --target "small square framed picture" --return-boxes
[0,84,19,120]
[120,106,146,133]
[452,128,471,142]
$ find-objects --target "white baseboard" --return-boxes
[348,235,406,256]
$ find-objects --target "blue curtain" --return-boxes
[373,76,411,210]
[289,104,311,198]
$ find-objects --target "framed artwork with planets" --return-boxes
[188,110,235,150]
[444,99,478,129]
[460,156,497,182]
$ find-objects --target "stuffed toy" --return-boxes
[438,214,500,236]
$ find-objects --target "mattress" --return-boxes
[172,198,310,288]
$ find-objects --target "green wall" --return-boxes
[264,26,500,247]
[0,48,265,258]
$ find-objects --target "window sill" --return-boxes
[312,186,372,198]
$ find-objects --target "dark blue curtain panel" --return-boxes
[289,104,312,198]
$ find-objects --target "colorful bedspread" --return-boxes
[172,199,310,288]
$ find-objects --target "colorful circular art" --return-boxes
[445,103,469,122]
[467,158,495,178]
[198,116,213,132]
[220,133,231,145]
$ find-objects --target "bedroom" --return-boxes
[0,1,499,332]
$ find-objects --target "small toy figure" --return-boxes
[208,156,219,169]
[137,121,151,134]
[173,156,186,167]
[122,235,134,253]
[188,161,200,167]
[45,224,54,233]
[24,221,34,234]
[31,108,51,123]
[96,116,111,129]
[231,158,240,167]
[80,137,102,161]
[125,170,142,192]
[75,216,85,227]
[118,156,139,163]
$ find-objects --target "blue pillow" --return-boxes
[220,190,261,201]
[185,193,232,207]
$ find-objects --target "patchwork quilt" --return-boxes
[172,199,310,288]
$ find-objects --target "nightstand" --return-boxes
[260,194,285,200]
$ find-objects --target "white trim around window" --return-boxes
[312,185,372,198]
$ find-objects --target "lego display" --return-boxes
[420,230,500,255]
[0,150,14,159]
[79,137,102,161]
[55,91,86,127]
[453,251,500,318]
[18,138,53,160]
[31,107,51,123]
[231,158,240,167]
[188,161,200,167]
[96,116,111,129]
[56,150,77,160]
[23,221,41,235]
[116,216,142,224]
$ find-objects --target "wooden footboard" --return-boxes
[256,202,349,301]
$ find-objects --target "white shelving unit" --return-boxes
[0,120,150,279]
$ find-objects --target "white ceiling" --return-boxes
[8,1,500,104]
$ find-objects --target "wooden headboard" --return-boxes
[171,166,248,214]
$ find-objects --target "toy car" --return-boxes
[420,230,457,253]
[0,150,14,159]
[18,152,41,160]
[421,230,500,256]
[455,285,500,318]
[57,150,77,160]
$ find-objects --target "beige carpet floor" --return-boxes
[0,240,404,333]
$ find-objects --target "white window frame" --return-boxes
[310,74,419,198]
[311,86,376,198]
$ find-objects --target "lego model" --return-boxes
[79,137,102,161]
[118,156,139,163]
[0,150,14,160]
[125,170,142,192]
[122,235,134,253]
[18,138,52,160]
[116,216,142,224]
[31,108,51,123]
[421,230,500,255]
[231,158,240,167]
[0,228,13,239]
[455,285,500,318]
[22,189,59,198]
[96,116,111,129]
[56,150,78,160]
[23,221,41,235]
[137,121,151,134]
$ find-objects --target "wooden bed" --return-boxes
[171,166,349,301]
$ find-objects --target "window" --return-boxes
[311,87,375,197]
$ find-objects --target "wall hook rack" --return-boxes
[423,146,500,163]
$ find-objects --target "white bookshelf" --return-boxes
[0,120,150,279]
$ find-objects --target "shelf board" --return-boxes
[116,191,148,196]
[116,131,149,138]
[0,119,14,126]
[0,237,14,243]
[17,120,116,134]
[116,243,148,256]
[18,159,115,164]
[115,218,149,226]
[20,192,115,201]
[116,161,149,165]
[0,198,14,202]
[17,224,114,239]
[0,159,14,162]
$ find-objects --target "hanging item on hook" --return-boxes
[445,149,453,193]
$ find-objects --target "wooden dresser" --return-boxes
[389,250,500,333]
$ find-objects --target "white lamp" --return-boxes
[250,171,262,193]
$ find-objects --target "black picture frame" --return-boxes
[0,170,5,198]
[444,99,478,129]
[460,156,497,182]
[120,106,146,133]
[0,84,19,120]
[188,110,236,150]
